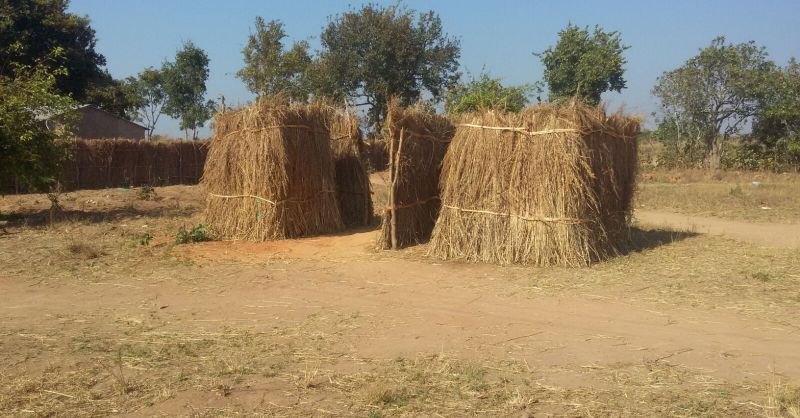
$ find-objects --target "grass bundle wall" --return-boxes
[1,138,208,193]
[363,139,389,172]
[428,104,640,266]
[63,138,207,190]
[327,110,373,227]
[202,100,343,241]
[379,104,455,249]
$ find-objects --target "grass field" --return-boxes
[637,169,800,223]
[1,170,799,416]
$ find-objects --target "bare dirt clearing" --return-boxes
[636,210,800,248]
[1,175,799,416]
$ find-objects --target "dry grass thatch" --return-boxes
[428,103,640,266]
[1,138,208,193]
[379,103,455,249]
[327,110,373,227]
[66,139,208,190]
[202,100,343,241]
[363,139,389,172]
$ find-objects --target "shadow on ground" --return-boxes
[620,227,699,255]
[0,205,197,228]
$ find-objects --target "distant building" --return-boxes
[70,105,147,140]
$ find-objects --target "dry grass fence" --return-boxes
[378,103,455,249]
[1,138,208,193]
[327,110,373,227]
[428,103,640,266]
[363,139,390,172]
[202,100,343,241]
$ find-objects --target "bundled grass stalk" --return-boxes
[202,99,343,241]
[327,109,373,227]
[378,103,455,249]
[428,103,639,266]
[53,138,207,191]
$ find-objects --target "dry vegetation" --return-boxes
[637,169,800,223]
[202,100,343,240]
[328,109,373,227]
[429,104,639,266]
[0,139,208,194]
[378,103,454,249]
[1,172,799,416]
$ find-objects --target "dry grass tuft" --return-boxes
[67,242,101,259]
[767,380,800,418]
[363,382,407,407]
[428,103,640,266]
[378,102,455,249]
[202,99,343,240]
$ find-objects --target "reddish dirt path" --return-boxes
[3,228,799,388]
[636,210,800,248]
[2,182,799,414]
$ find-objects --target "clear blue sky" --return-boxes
[69,0,800,138]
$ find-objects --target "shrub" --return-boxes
[136,185,158,201]
[639,137,800,172]
[135,233,153,246]
[0,50,76,192]
[638,139,705,170]
[175,224,210,244]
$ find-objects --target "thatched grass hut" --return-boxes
[428,104,640,266]
[327,110,373,227]
[379,104,455,249]
[202,100,343,241]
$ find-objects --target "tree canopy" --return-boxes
[162,42,215,140]
[538,24,629,105]
[237,17,312,101]
[313,4,461,128]
[652,37,775,166]
[0,0,139,117]
[0,0,105,99]
[754,58,800,141]
[0,52,76,191]
[127,68,166,139]
[445,72,531,115]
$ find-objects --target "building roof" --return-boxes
[76,104,147,130]
[36,104,147,130]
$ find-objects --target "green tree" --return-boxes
[445,72,532,115]
[652,37,775,167]
[162,42,215,140]
[0,0,105,100]
[237,17,311,101]
[313,4,461,128]
[127,68,166,139]
[0,52,77,191]
[751,59,800,166]
[754,59,800,140]
[84,71,141,120]
[537,24,629,105]
[0,0,141,119]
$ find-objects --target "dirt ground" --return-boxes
[1,171,799,417]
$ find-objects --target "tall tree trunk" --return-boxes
[706,134,723,169]
[702,131,716,169]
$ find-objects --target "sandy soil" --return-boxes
[636,210,800,248]
[1,180,799,416]
[10,233,798,382]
